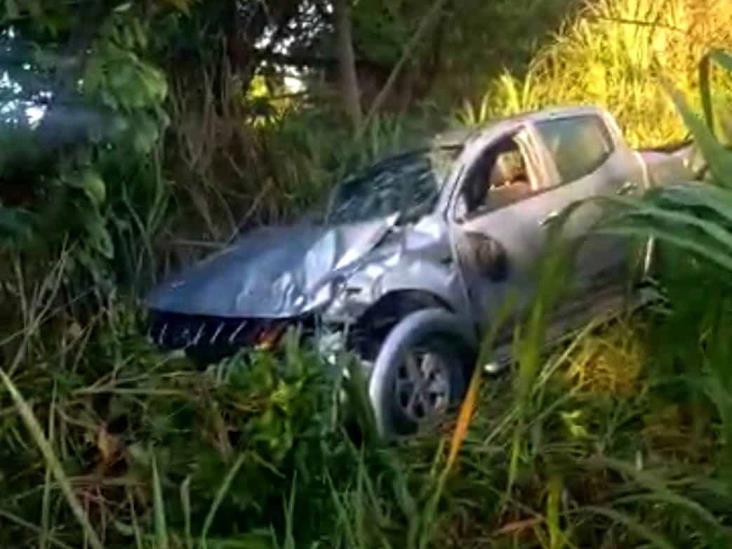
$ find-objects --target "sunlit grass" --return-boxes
[459,0,732,146]
[565,317,646,397]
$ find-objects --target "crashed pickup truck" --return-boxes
[147,106,695,436]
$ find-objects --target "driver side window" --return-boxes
[457,134,535,219]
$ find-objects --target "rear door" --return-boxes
[532,113,644,296]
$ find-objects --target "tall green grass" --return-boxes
[459,0,732,146]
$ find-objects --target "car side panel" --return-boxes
[532,112,646,296]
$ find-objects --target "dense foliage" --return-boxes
[1,0,732,547]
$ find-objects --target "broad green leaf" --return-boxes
[621,205,732,254]
[601,224,732,275]
[712,51,732,73]
[700,50,732,133]
[667,85,732,187]
[653,184,732,227]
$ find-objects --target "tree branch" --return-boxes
[359,0,451,135]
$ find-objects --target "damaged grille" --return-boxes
[148,311,293,351]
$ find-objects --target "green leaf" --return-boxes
[110,62,135,94]
[86,218,114,259]
[601,223,732,275]
[666,84,732,187]
[655,184,732,225]
[131,18,148,49]
[140,64,168,103]
[81,171,106,207]
[113,2,133,12]
[66,170,106,207]
[699,50,732,134]
[131,114,161,153]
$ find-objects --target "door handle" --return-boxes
[539,210,561,227]
[617,181,638,195]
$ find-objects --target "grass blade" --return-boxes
[0,508,75,549]
[546,475,565,549]
[40,382,56,549]
[666,83,732,187]
[699,49,732,136]
[0,368,104,549]
[580,506,675,549]
[181,475,193,549]
[200,452,246,548]
[595,457,722,529]
[282,473,297,549]
[152,450,169,549]
[127,488,144,549]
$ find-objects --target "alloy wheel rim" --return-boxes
[394,349,451,424]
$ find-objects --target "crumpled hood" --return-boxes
[146,216,397,318]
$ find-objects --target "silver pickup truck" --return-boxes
[147,106,695,436]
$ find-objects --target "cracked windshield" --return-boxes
[328,148,458,224]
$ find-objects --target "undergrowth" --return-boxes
[3,0,732,547]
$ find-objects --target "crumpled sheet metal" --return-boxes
[146,217,398,319]
[309,214,468,323]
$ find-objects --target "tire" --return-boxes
[368,308,477,437]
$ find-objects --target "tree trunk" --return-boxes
[333,0,362,130]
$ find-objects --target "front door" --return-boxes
[450,127,573,335]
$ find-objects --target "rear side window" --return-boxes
[535,115,614,183]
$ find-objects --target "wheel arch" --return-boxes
[348,289,457,360]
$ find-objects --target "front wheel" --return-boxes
[368,309,477,437]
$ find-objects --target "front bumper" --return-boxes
[146,311,362,373]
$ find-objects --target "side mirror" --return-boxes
[465,232,509,282]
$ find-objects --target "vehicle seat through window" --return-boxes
[483,144,532,210]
